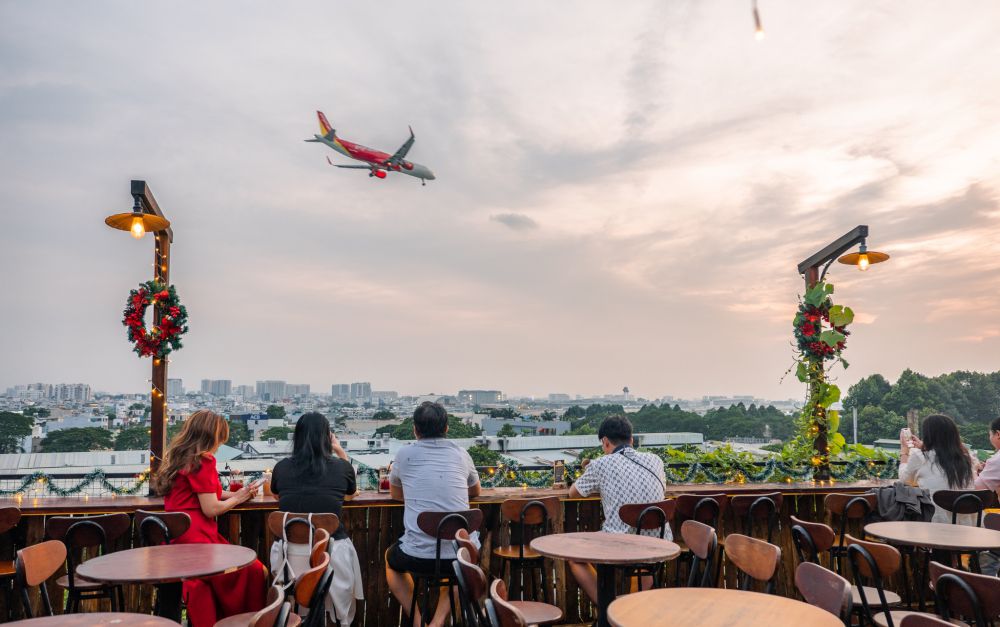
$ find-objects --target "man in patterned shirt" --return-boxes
[568,415,667,603]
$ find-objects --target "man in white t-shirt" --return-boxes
[386,401,481,627]
[568,415,667,603]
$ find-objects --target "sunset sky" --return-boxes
[2,1,999,400]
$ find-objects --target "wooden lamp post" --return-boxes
[105,181,173,491]
[796,225,888,479]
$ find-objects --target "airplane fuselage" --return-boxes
[314,134,436,182]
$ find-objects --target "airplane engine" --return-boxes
[401,161,414,171]
[373,169,387,179]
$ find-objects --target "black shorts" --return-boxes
[386,541,452,576]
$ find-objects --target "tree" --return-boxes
[0,412,34,453]
[260,426,294,442]
[266,405,287,421]
[539,410,559,421]
[226,420,249,446]
[488,408,518,420]
[374,415,482,440]
[843,374,892,413]
[23,407,50,418]
[114,426,151,450]
[467,445,501,467]
[497,424,516,438]
[372,410,397,421]
[848,406,906,445]
[41,428,113,453]
[563,406,586,420]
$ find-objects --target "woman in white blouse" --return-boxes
[898,413,978,524]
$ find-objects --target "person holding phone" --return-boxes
[898,413,978,523]
[154,410,267,626]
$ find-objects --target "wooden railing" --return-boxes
[1,480,890,625]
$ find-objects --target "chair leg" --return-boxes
[540,560,549,604]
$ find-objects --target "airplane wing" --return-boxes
[385,126,415,166]
[333,164,374,169]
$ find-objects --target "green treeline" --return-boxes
[564,403,795,441]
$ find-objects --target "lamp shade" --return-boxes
[105,212,170,235]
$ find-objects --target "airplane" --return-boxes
[305,111,436,185]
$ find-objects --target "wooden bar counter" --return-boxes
[1,480,884,626]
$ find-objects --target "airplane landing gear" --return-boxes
[421,179,426,186]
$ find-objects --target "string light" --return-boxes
[753,0,765,41]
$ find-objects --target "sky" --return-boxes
[2,1,1000,401]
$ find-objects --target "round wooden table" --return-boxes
[531,532,680,627]
[76,545,257,623]
[9,613,178,626]
[607,588,843,627]
[865,522,1000,551]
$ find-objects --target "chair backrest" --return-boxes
[500,496,559,526]
[845,534,900,579]
[454,528,480,563]
[46,513,131,547]
[489,579,527,627]
[675,494,728,528]
[929,560,1000,622]
[135,510,192,546]
[14,540,67,617]
[724,533,781,593]
[294,550,331,607]
[730,492,783,540]
[931,489,996,525]
[789,515,836,564]
[795,562,852,625]
[898,615,958,627]
[680,520,717,588]
[0,506,21,535]
[417,509,485,566]
[985,512,1000,532]
[845,534,901,626]
[456,547,488,603]
[249,584,286,627]
[266,511,341,543]
[619,500,676,538]
[309,528,331,568]
[825,493,875,548]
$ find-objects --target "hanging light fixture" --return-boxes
[753,0,765,41]
[838,242,890,272]
[105,196,170,240]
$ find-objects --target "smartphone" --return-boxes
[249,477,266,490]
[901,428,912,440]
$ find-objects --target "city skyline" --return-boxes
[3,2,1000,400]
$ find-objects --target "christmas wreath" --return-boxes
[793,281,853,363]
[122,280,189,358]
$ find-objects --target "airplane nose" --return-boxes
[424,168,436,180]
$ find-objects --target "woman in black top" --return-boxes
[269,412,362,625]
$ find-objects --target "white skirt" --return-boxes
[270,537,365,626]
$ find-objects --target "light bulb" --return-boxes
[753,6,765,41]
[755,27,765,41]
[130,215,146,239]
[857,253,870,271]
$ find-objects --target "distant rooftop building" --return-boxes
[201,379,232,396]
[483,418,570,436]
[458,390,505,405]
[285,384,310,397]
[350,382,372,401]
[256,380,286,401]
[548,394,571,402]
[331,384,350,400]
[167,379,184,398]
[372,390,398,402]
[42,415,107,433]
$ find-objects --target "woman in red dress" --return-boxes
[153,410,267,626]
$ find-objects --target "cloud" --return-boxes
[490,213,539,231]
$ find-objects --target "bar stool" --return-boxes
[730,492,783,542]
[266,512,340,587]
[932,489,997,573]
[674,493,728,585]
[824,492,876,575]
[408,509,484,627]
[846,534,927,627]
[45,513,131,613]
[135,510,192,546]
[13,540,66,618]
[617,499,676,591]
[493,497,558,603]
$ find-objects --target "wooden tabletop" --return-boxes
[531,532,680,565]
[9,613,178,626]
[865,521,1000,551]
[76,544,258,584]
[607,588,843,627]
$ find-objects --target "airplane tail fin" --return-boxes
[317,111,336,140]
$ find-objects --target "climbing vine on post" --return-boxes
[791,281,854,480]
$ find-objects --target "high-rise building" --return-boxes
[52,384,92,402]
[235,385,255,398]
[349,382,372,401]
[200,379,232,396]
[331,384,350,400]
[256,380,287,402]
[548,393,571,402]
[372,390,398,402]
[167,379,184,398]
[457,390,505,405]
[286,384,310,397]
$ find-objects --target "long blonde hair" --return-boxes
[153,410,229,495]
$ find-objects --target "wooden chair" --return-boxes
[674,494,728,585]
[0,507,21,621]
[214,583,302,627]
[898,616,957,627]
[730,492,784,542]
[293,550,332,627]
[454,548,561,627]
[932,489,997,573]
[724,533,781,594]
[680,520,717,588]
[453,528,479,564]
[493,497,558,604]
[929,560,1000,627]
[617,499,676,592]
[790,515,836,566]
[266,512,338,585]
[846,534,929,627]
[408,509,484,627]
[45,513,130,613]
[825,493,876,575]
[14,539,67,618]
[135,510,192,546]
[487,579,535,627]
[795,562,853,626]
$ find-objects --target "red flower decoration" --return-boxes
[801,323,816,337]
[122,280,188,359]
